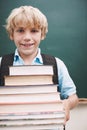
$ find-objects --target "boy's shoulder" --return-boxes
[41,53,56,64]
[0,53,14,67]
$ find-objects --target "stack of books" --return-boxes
[0,65,65,130]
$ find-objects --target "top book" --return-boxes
[9,65,54,76]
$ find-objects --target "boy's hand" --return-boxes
[62,94,78,124]
[62,99,70,124]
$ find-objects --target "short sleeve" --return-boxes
[55,57,76,99]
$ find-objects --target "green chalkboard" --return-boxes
[0,0,87,98]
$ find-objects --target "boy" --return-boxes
[0,5,78,123]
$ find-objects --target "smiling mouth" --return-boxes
[21,43,34,47]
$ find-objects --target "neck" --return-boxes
[19,51,38,65]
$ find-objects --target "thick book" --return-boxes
[0,124,64,130]
[4,75,53,86]
[9,65,53,76]
[0,101,63,115]
[0,92,60,104]
[0,84,58,94]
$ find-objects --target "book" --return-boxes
[9,65,53,76]
[0,84,58,95]
[0,92,60,104]
[0,111,65,120]
[0,118,65,126]
[1,64,65,130]
[4,75,53,86]
[0,124,64,130]
[0,101,63,115]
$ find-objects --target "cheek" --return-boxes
[14,35,22,43]
[13,38,20,47]
[36,39,41,46]
[35,35,42,43]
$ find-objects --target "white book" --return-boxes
[0,124,64,130]
[0,101,63,115]
[0,84,58,95]
[9,65,53,76]
[0,111,65,120]
[0,92,60,104]
[0,118,65,126]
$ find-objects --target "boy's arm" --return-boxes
[62,94,78,123]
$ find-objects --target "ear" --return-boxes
[10,35,14,40]
[41,36,45,40]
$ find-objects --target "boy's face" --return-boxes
[10,26,43,58]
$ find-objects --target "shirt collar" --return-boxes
[14,48,43,65]
[14,49,22,61]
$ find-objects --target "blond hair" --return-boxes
[5,6,48,39]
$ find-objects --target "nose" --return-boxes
[24,31,32,41]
